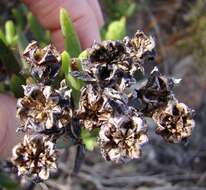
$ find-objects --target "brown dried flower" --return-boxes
[11,135,57,180]
[17,80,72,133]
[77,83,130,131]
[88,40,126,64]
[73,58,129,89]
[152,101,195,143]
[76,84,113,130]
[73,39,145,90]
[11,29,196,181]
[123,30,155,65]
[135,67,175,116]
[98,108,148,163]
[23,41,61,83]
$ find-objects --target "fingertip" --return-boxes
[87,0,104,28]
[0,95,20,159]
[22,0,101,51]
[50,29,65,52]
[73,8,101,49]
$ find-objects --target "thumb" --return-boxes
[0,95,22,159]
[22,0,101,51]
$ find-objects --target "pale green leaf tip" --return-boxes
[105,16,126,40]
[5,20,17,45]
[78,50,89,60]
[61,51,71,74]
[61,50,71,58]
[60,7,81,57]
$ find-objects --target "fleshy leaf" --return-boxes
[27,12,50,44]
[12,6,27,31]
[105,17,126,40]
[10,74,25,98]
[81,128,98,151]
[78,49,89,61]
[60,8,81,57]
[61,51,82,90]
[0,39,20,73]
[0,29,7,45]
[5,20,17,46]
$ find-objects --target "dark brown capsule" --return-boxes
[11,135,57,180]
[17,80,73,133]
[135,67,175,116]
[23,41,61,84]
[76,84,113,130]
[152,101,195,143]
[98,108,148,163]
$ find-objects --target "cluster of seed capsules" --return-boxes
[11,31,195,181]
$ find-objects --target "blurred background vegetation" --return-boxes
[0,0,206,189]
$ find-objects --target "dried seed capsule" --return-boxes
[23,41,61,84]
[73,61,122,90]
[152,101,195,143]
[77,83,130,131]
[74,40,142,89]
[73,32,156,90]
[135,67,175,116]
[73,58,138,91]
[17,80,72,133]
[123,30,155,64]
[76,84,113,130]
[88,40,126,64]
[11,135,57,180]
[98,108,148,163]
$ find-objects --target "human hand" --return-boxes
[0,0,103,158]
[22,0,104,51]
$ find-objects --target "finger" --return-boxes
[22,0,101,50]
[50,29,64,52]
[51,15,101,51]
[86,0,104,28]
[0,95,21,158]
[50,1,100,50]
[72,9,100,49]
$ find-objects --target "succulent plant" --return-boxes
[11,135,57,181]
[16,80,73,134]
[152,101,195,143]
[11,30,195,181]
[98,108,148,163]
[23,41,61,84]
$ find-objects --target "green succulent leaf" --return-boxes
[0,29,7,45]
[10,74,25,98]
[5,20,17,46]
[16,32,29,70]
[61,51,70,75]
[27,12,50,44]
[12,6,27,31]
[78,49,89,61]
[60,8,81,57]
[0,39,20,73]
[61,51,82,90]
[105,17,126,40]
[17,32,28,54]
[81,128,99,151]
